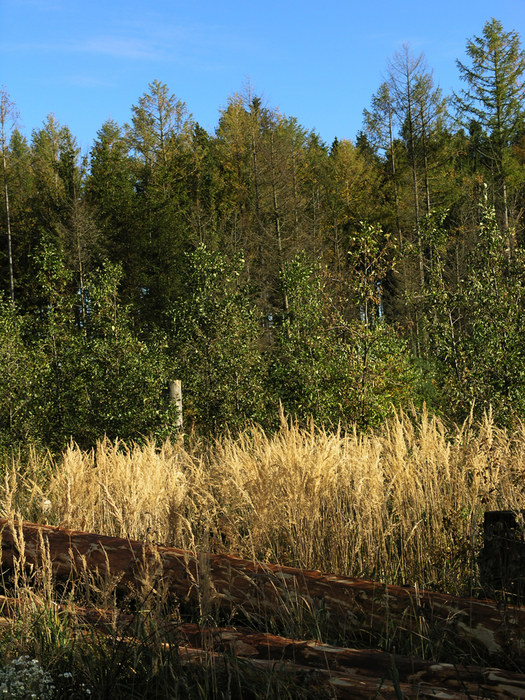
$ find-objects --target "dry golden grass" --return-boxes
[2,408,524,595]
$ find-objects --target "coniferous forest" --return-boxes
[1,17,524,450]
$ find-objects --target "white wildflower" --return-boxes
[0,656,55,699]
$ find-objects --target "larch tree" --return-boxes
[387,44,426,281]
[383,46,449,355]
[363,82,401,238]
[215,90,275,305]
[387,46,447,289]
[127,79,193,173]
[454,18,525,239]
[126,80,195,323]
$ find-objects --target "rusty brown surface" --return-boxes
[178,624,525,699]
[1,592,524,698]
[1,518,524,663]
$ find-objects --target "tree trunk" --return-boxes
[1,147,14,304]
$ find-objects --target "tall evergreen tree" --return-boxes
[15,116,83,312]
[126,81,195,323]
[363,82,402,239]
[186,124,220,247]
[454,18,525,238]
[4,129,34,306]
[216,90,316,320]
[86,119,139,305]
[387,46,448,290]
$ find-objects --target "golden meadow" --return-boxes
[2,408,525,597]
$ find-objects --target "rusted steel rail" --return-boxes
[1,518,524,662]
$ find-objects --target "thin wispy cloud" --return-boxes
[76,35,163,60]
[1,36,163,61]
[1,20,261,69]
[139,19,261,55]
[4,0,64,9]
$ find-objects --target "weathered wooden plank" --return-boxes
[1,518,524,662]
[179,624,525,698]
[1,594,524,698]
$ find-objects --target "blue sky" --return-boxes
[1,0,524,154]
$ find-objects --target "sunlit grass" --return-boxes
[1,409,525,695]
[2,408,524,596]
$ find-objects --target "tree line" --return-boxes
[0,18,524,449]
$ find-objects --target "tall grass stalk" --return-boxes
[1,409,524,595]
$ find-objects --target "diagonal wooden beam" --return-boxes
[1,518,524,662]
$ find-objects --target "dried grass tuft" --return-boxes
[1,410,524,595]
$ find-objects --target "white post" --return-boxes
[169,380,183,429]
